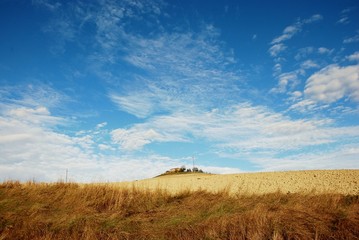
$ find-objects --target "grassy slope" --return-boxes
[0,181,358,240]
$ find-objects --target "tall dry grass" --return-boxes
[0,180,358,240]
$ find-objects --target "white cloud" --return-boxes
[109,79,199,119]
[96,122,107,129]
[270,72,299,93]
[0,127,185,182]
[318,47,333,55]
[98,143,114,151]
[291,91,303,99]
[111,128,167,151]
[0,84,68,110]
[0,114,85,179]
[337,16,349,25]
[110,92,156,118]
[32,0,62,11]
[269,43,287,57]
[288,99,327,113]
[110,110,202,151]
[295,47,315,60]
[270,14,322,46]
[301,60,319,69]
[294,46,332,61]
[92,0,165,55]
[343,31,359,44]
[303,14,323,23]
[35,0,165,59]
[121,29,234,80]
[337,8,353,25]
[5,106,63,126]
[271,61,320,94]
[273,63,282,76]
[304,64,359,103]
[347,51,359,62]
[271,24,301,44]
[0,86,198,182]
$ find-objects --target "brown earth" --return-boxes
[116,169,359,195]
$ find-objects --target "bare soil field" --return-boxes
[117,169,359,195]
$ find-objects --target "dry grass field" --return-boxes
[0,170,358,240]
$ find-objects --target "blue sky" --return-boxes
[0,0,358,182]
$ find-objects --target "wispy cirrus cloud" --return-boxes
[337,7,355,25]
[288,99,322,113]
[269,43,287,57]
[0,84,67,109]
[93,0,164,51]
[34,0,165,57]
[269,14,323,57]
[32,0,62,11]
[295,47,333,61]
[271,24,301,45]
[270,72,299,93]
[317,47,334,55]
[301,60,320,69]
[343,31,359,44]
[109,92,157,119]
[109,25,241,118]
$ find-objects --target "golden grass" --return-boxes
[0,181,358,240]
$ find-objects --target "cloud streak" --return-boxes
[269,14,323,54]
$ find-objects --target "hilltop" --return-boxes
[155,166,209,178]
